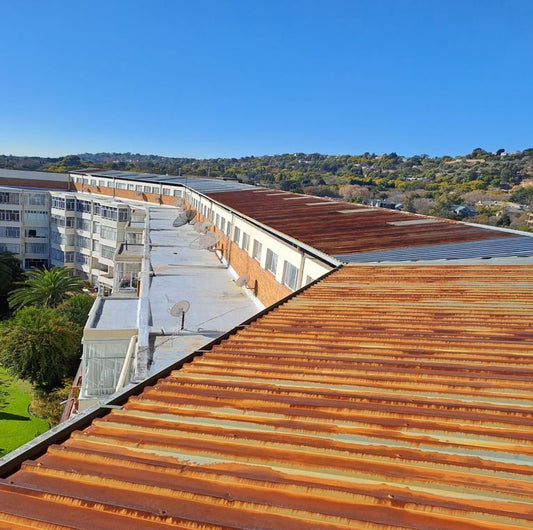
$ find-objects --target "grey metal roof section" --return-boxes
[78,170,257,192]
[335,234,533,263]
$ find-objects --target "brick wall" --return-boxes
[0,178,69,190]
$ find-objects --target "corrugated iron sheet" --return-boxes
[0,264,532,529]
[206,189,517,257]
[336,235,533,262]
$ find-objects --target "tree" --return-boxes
[0,307,81,390]
[8,266,84,311]
[58,292,95,327]
[0,253,23,317]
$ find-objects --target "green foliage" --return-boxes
[510,186,533,205]
[8,266,84,311]
[0,252,23,318]
[31,383,72,426]
[0,307,82,391]
[58,292,95,327]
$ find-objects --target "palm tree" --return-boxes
[8,266,85,311]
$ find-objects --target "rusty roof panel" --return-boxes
[0,264,532,528]
[206,189,517,257]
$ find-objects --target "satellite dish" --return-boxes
[136,190,142,197]
[192,232,222,250]
[169,300,190,316]
[235,273,250,287]
[172,213,188,227]
[193,221,211,233]
[169,300,190,330]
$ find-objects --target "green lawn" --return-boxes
[0,367,49,457]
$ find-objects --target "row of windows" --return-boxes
[0,192,20,204]
[0,226,20,238]
[25,242,48,254]
[52,197,129,222]
[0,210,20,221]
[51,214,75,228]
[0,242,20,253]
[25,227,48,238]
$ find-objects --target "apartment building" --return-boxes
[0,186,50,269]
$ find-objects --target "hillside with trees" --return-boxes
[2,148,533,229]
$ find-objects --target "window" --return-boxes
[26,193,47,206]
[75,235,90,248]
[65,216,74,228]
[93,203,100,215]
[52,197,65,210]
[25,227,47,238]
[100,245,116,260]
[25,242,48,254]
[93,222,100,234]
[75,252,89,265]
[100,225,117,241]
[0,210,20,221]
[118,209,129,222]
[100,206,118,220]
[98,180,106,188]
[143,186,151,193]
[65,251,75,263]
[76,199,91,213]
[51,214,65,227]
[127,183,135,191]
[0,243,20,253]
[65,198,75,211]
[24,210,48,223]
[252,240,262,261]
[282,261,299,290]
[76,218,91,231]
[51,248,64,263]
[0,192,19,204]
[265,249,278,274]
[90,179,97,187]
[0,226,20,238]
[220,217,226,233]
[242,232,250,251]
[233,226,241,246]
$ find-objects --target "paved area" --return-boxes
[147,206,262,373]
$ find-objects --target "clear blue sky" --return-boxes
[1,0,531,159]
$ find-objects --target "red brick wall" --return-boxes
[0,178,69,189]
[195,212,291,307]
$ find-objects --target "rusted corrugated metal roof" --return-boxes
[0,263,532,529]
[206,189,518,257]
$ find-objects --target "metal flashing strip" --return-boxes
[387,219,442,226]
[337,208,377,213]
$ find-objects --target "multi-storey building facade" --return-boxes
[0,186,50,269]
